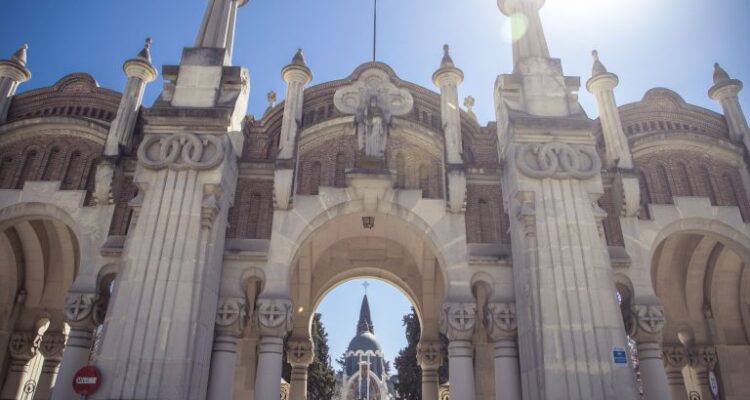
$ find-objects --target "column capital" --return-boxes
[417,340,444,370]
[287,337,315,368]
[255,297,293,337]
[39,331,66,362]
[215,297,249,337]
[626,304,666,342]
[687,345,718,370]
[8,331,41,362]
[485,302,518,341]
[440,302,477,341]
[63,292,104,330]
[662,345,689,369]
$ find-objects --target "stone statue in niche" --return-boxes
[356,95,390,157]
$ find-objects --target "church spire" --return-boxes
[357,294,375,335]
[194,0,249,65]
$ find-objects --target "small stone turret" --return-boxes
[0,44,32,124]
[709,63,749,145]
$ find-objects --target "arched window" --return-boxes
[334,153,346,187]
[656,164,672,204]
[697,166,717,205]
[42,147,64,181]
[62,151,84,190]
[478,199,495,243]
[15,149,40,189]
[395,153,405,188]
[0,156,14,188]
[310,161,322,195]
[419,164,430,198]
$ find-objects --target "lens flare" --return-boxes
[501,12,530,44]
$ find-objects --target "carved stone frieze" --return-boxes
[662,345,688,369]
[8,331,40,361]
[215,297,248,337]
[417,340,444,370]
[334,68,413,120]
[39,331,66,361]
[138,133,225,171]
[287,338,315,367]
[256,298,293,337]
[440,302,477,341]
[485,302,518,341]
[515,142,601,180]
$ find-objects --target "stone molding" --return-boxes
[333,67,414,120]
[215,297,248,337]
[416,340,444,370]
[8,331,41,361]
[64,292,104,329]
[662,345,688,369]
[515,142,601,180]
[626,304,666,341]
[485,302,518,341]
[255,298,293,337]
[286,338,315,368]
[137,133,225,171]
[440,302,477,341]
[39,331,66,362]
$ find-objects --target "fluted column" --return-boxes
[34,331,66,399]
[417,340,443,400]
[287,338,315,399]
[51,293,101,400]
[486,302,521,400]
[626,304,670,400]
[254,298,293,400]
[0,44,31,124]
[0,331,40,399]
[662,345,689,400]
[207,297,249,400]
[440,302,477,400]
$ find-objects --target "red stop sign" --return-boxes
[72,365,101,395]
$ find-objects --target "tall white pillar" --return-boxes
[287,338,314,399]
[417,340,443,400]
[207,297,249,400]
[0,44,31,124]
[254,298,293,400]
[486,302,521,400]
[34,331,66,399]
[662,346,689,400]
[52,293,100,400]
[440,302,477,400]
[0,331,39,399]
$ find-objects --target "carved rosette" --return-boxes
[688,346,718,370]
[138,133,225,171]
[662,345,688,369]
[39,331,66,362]
[64,292,102,329]
[256,298,293,337]
[416,340,444,370]
[8,332,41,361]
[215,297,248,337]
[515,142,601,180]
[287,338,315,368]
[440,302,477,341]
[628,304,666,341]
[485,302,518,341]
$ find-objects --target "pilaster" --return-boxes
[207,297,249,400]
[35,331,66,400]
[287,338,315,400]
[254,297,293,400]
[417,340,444,400]
[486,302,521,400]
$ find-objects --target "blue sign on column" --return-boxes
[612,346,628,367]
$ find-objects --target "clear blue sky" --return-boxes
[2,0,748,371]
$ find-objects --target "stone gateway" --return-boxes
[0,0,748,399]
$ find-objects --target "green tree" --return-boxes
[393,308,449,400]
[282,314,337,399]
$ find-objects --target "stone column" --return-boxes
[52,292,101,400]
[709,63,749,144]
[194,0,249,64]
[417,340,443,400]
[687,346,718,400]
[0,44,31,124]
[277,49,312,160]
[485,302,521,400]
[254,298,293,400]
[662,345,689,400]
[34,331,66,399]
[0,331,40,399]
[287,338,315,399]
[626,304,670,400]
[440,302,477,400]
[0,290,26,385]
[207,297,249,400]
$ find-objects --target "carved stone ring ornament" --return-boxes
[64,293,96,323]
[662,346,688,369]
[40,332,66,361]
[417,341,443,369]
[256,298,293,336]
[440,302,477,340]
[287,339,315,367]
[486,302,518,340]
[138,133,225,171]
[9,332,40,361]
[515,142,601,180]
[215,297,248,336]
[634,305,666,335]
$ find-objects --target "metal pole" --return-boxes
[373,0,377,62]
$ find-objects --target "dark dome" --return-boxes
[347,331,382,353]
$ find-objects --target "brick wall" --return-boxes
[465,184,510,244]
[228,179,274,239]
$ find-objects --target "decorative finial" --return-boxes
[11,44,28,66]
[267,91,277,108]
[136,37,153,63]
[713,62,730,85]
[291,48,307,67]
[464,96,478,121]
[362,281,370,294]
[440,44,455,69]
[591,49,608,77]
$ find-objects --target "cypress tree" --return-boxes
[308,313,337,400]
[394,307,449,399]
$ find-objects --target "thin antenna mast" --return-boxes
[373,0,378,62]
